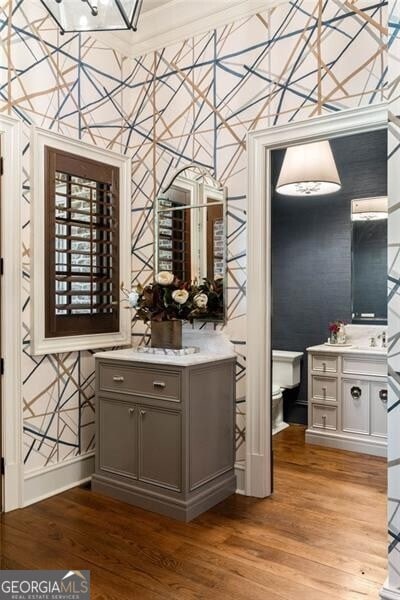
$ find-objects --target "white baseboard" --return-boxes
[24,452,95,507]
[305,429,387,457]
[235,461,245,495]
[4,462,24,512]
[380,581,400,599]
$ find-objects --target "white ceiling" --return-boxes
[94,0,287,59]
[141,0,174,14]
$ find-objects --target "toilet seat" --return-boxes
[272,384,282,397]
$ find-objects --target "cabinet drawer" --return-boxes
[312,404,337,430]
[311,354,338,373]
[342,356,386,377]
[98,362,181,402]
[311,376,337,402]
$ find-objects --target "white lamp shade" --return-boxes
[351,197,388,221]
[276,140,341,196]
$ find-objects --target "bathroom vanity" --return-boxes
[91,346,237,521]
[305,344,387,456]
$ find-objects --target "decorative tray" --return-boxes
[323,342,352,347]
[136,346,199,356]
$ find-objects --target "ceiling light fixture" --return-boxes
[41,0,143,34]
[276,140,341,197]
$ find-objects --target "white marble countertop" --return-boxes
[307,343,387,357]
[94,347,236,367]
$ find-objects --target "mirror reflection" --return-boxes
[351,197,388,323]
[155,165,226,322]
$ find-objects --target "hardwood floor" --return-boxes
[0,425,387,599]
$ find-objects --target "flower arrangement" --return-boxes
[328,320,345,336]
[123,272,224,323]
[329,320,346,344]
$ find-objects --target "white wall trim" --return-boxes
[234,460,245,495]
[0,113,24,512]
[305,429,387,457]
[31,127,132,356]
[24,452,95,507]
[94,0,289,59]
[380,581,400,600]
[246,103,388,498]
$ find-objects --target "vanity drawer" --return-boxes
[311,376,337,402]
[312,404,337,431]
[311,354,338,373]
[342,355,387,377]
[98,362,181,402]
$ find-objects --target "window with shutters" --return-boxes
[32,129,131,355]
[45,147,119,337]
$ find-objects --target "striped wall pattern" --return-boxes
[387,0,400,590]
[0,2,390,475]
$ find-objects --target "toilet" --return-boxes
[272,350,303,435]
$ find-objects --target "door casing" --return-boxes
[246,102,388,497]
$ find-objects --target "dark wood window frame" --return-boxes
[44,146,120,338]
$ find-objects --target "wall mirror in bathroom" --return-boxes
[351,196,388,324]
[154,164,226,322]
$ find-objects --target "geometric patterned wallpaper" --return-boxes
[0,0,390,480]
[388,0,400,590]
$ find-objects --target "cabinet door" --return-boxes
[138,406,181,492]
[99,398,137,479]
[342,380,370,435]
[370,381,387,437]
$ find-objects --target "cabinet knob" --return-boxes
[379,389,388,403]
[113,376,124,382]
[140,409,146,416]
[153,381,166,389]
[351,386,362,399]
[128,407,135,415]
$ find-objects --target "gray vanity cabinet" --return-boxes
[92,353,237,521]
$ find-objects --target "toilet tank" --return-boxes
[272,350,303,389]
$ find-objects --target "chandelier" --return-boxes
[41,0,143,33]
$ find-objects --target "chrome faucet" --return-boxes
[379,331,387,348]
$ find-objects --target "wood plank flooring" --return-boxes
[0,425,387,599]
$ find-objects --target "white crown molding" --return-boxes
[93,0,288,59]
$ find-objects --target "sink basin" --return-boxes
[351,345,387,354]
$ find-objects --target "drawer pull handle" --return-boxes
[351,386,362,399]
[379,389,388,403]
[113,376,124,383]
[129,407,135,415]
[153,381,166,389]
[322,415,327,427]
[140,409,146,416]
[322,386,327,396]
[322,362,327,372]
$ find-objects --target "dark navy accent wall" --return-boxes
[271,129,387,425]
